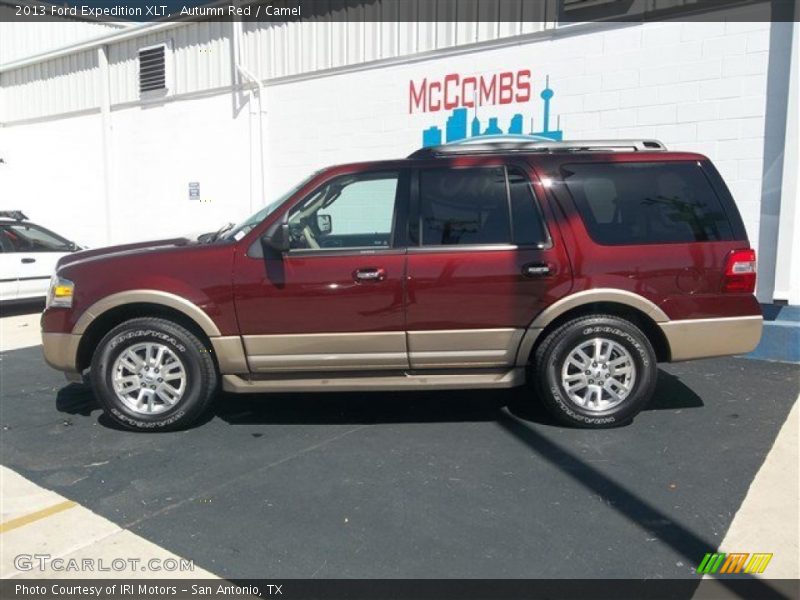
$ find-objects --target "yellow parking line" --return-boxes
[0,500,77,534]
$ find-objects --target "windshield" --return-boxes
[221,172,321,241]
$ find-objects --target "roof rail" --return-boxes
[0,210,28,221]
[407,139,667,159]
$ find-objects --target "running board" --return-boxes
[222,368,525,393]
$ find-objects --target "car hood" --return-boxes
[56,237,196,270]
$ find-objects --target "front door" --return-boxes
[405,161,572,369]
[233,169,410,372]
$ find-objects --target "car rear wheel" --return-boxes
[532,315,657,428]
[90,317,218,431]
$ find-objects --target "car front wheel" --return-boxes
[533,315,658,428]
[90,317,218,431]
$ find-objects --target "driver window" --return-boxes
[288,171,399,251]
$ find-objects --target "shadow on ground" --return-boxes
[55,368,703,429]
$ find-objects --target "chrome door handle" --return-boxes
[353,267,386,282]
[21,258,36,264]
[522,263,551,277]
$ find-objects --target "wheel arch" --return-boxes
[75,299,218,373]
[516,290,672,366]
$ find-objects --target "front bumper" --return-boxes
[659,315,763,361]
[42,332,82,380]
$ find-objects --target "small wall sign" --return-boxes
[188,181,200,200]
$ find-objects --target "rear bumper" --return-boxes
[41,332,81,377]
[659,316,763,361]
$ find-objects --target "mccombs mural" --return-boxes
[418,75,564,147]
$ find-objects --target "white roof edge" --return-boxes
[0,0,258,73]
[0,21,180,72]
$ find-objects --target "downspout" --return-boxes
[232,21,266,212]
[98,44,113,244]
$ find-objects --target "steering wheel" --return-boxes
[302,224,320,249]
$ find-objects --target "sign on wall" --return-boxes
[409,69,564,147]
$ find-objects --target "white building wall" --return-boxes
[108,21,234,106]
[0,91,252,248]
[0,111,105,247]
[0,20,126,64]
[262,21,772,250]
[0,15,793,302]
[1,48,99,122]
[107,92,252,245]
[240,15,546,81]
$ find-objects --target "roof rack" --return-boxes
[0,210,28,221]
[407,139,667,159]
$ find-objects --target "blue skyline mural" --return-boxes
[421,76,563,147]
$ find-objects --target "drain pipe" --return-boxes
[232,21,266,212]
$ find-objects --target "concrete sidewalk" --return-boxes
[1,467,215,579]
[714,399,799,578]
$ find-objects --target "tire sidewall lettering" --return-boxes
[537,316,658,428]
[108,329,186,354]
[95,324,205,430]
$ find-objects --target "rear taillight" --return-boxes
[722,248,757,293]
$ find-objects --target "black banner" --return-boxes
[3,579,800,600]
[1,0,797,24]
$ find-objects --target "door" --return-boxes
[233,169,410,372]
[1,222,73,300]
[0,227,20,301]
[405,162,572,369]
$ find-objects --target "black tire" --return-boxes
[90,317,218,431]
[532,314,657,428]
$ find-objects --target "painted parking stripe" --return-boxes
[0,500,77,534]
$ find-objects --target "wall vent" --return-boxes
[138,44,167,94]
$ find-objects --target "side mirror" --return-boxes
[317,213,332,235]
[261,222,290,254]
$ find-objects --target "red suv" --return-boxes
[41,139,762,430]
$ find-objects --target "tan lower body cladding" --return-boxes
[659,316,763,361]
[43,312,762,385]
[239,329,524,373]
[212,318,763,376]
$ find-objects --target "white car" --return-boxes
[0,212,81,302]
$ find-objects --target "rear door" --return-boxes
[0,226,20,300]
[404,160,572,369]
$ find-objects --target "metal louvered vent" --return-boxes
[562,0,619,9]
[139,45,166,94]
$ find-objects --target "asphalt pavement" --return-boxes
[0,339,798,580]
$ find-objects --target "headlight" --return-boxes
[46,276,75,309]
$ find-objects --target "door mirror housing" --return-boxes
[261,222,290,254]
[317,213,332,235]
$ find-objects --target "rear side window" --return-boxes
[419,167,509,245]
[561,162,734,245]
[415,166,549,247]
